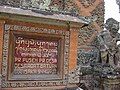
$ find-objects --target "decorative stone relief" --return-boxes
[64,0,80,15]
[1,24,70,88]
[77,47,99,66]
[91,2,104,29]
[2,0,21,7]
[0,0,80,15]
[79,0,96,8]
[68,67,81,84]
[78,25,97,46]
[79,75,94,90]
[50,0,64,11]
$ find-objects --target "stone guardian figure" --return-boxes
[98,18,120,68]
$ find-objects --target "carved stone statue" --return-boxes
[98,18,120,68]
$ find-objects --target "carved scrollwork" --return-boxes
[1,0,22,7]
[91,2,104,29]
[77,48,99,66]
[64,0,80,14]
[79,0,96,8]
[78,25,97,46]
[0,0,81,15]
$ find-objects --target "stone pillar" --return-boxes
[68,27,80,84]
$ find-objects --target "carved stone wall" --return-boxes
[75,1,105,89]
[0,0,104,89]
[75,0,104,47]
[1,24,69,88]
[68,0,104,87]
[0,0,104,46]
[91,2,104,29]
[0,0,80,14]
[79,0,96,8]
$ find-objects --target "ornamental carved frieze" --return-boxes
[77,47,99,66]
[0,0,21,7]
[0,0,80,15]
[68,67,80,84]
[79,0,96,8]
[2,24,70,88]
[78,25,97,46]
[64,0,80,15]
[91,2,104,29]
[50,0,64,11]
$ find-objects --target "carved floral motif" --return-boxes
[77,48,99,66]
[79,0,96,8]
[0,0,80,14]
[91,2,104,29]
[64,0,80,14]
[78,25,97,46]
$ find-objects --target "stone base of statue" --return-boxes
[102,76,120,90]
[79,62,120,90]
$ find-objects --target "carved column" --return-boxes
[68,24,81,84]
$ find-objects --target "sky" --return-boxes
[105,0,120,21]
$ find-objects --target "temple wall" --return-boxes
[76,0,104,47]
[0,0,105,89]
[0,15,84,89]
[68,0,104,83]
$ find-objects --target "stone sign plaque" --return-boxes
[13,35,58,75]
[2,24,69,88]
[9,31,63,80]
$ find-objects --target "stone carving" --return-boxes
[1,0,21,7]
[78,25,97,46]
[0,0,80,15]
[77,48,99,66]
[79,0,96,8]
[50,0,64,11]
[77,18,120,89]
[91,2,104,29]
[64,0,80,15]
[21,0,31,9]
[79,18,120,76]
[21,0,52,10]
[68,67,81,84]
[2,24,69,88]
[98,18,120,68]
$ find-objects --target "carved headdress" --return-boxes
[105,18,119,32]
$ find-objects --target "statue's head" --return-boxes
[105,18,119,34]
